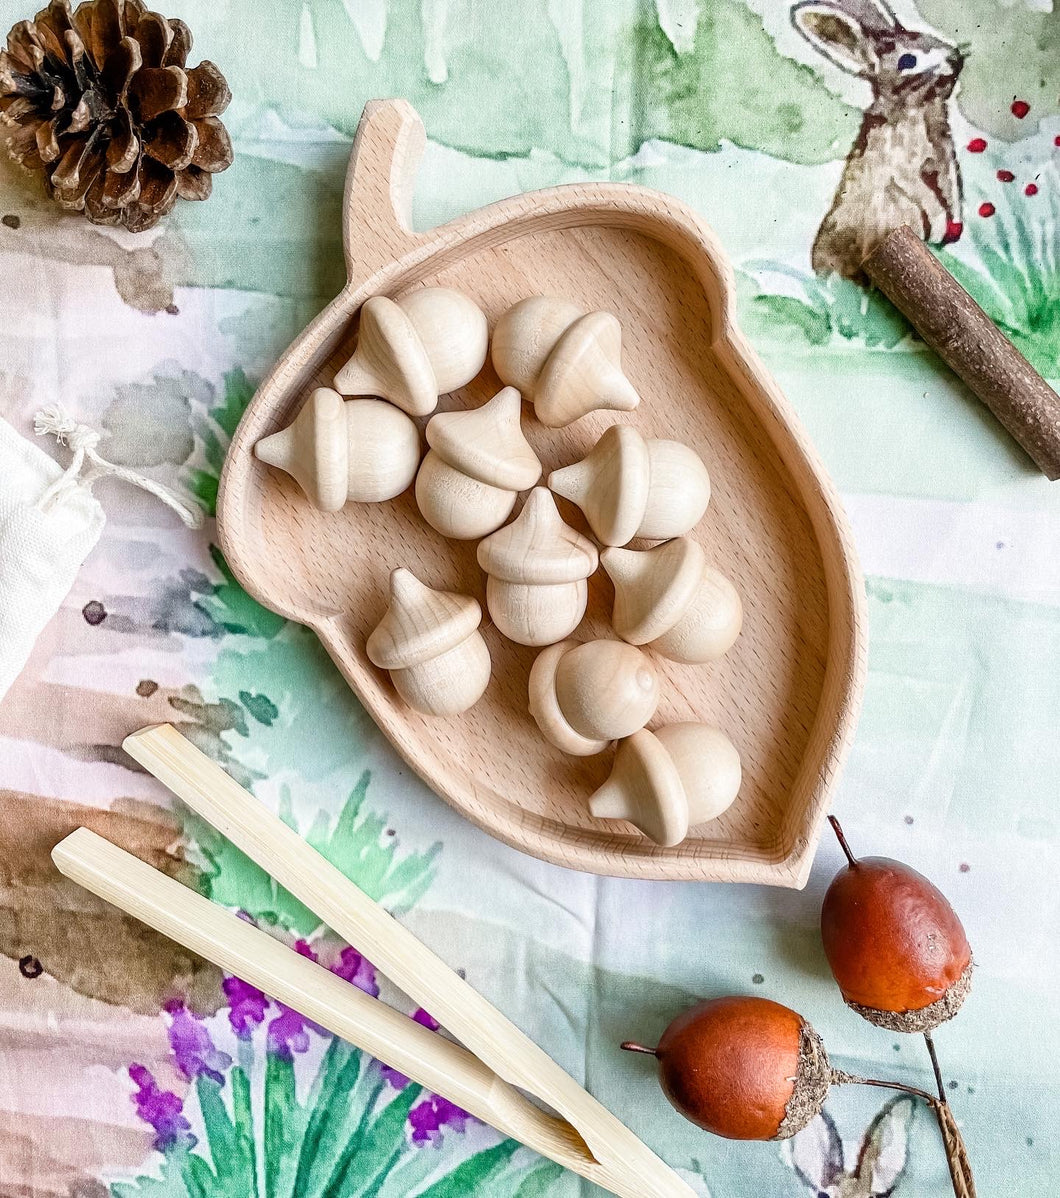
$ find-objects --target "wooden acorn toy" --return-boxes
[528,639,659,757]
[416,387,542,540]
[476,488,598,646]
[589,723,741,847]
[254,387,421,512]
[548,425,711,546]
[366,568,490,717]
[821,817,973,1033]
[601,538,742,664]
[334,287,489,417]
[491,296,640,427]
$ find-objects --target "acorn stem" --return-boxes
[831,1069,937,1105]
[924,1031,947,1101]
[924,1033,977,1198]
[834,1067,976,1198]
[619,1041,658,1057]
[827,815,859,867]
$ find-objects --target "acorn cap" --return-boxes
[366,568,482,671]
[477,488,598,585]
[589,729,689,847]
[535,311,640,427]
[334,295,437,416]
[601,538,705,645]
[254,387,349,512]
[548,425,650,546]
[425,387,541,491]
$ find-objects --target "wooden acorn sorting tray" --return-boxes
[217,99,867,888]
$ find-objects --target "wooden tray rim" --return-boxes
[217,100,868,888]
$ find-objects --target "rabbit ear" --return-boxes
[791,2,879,76]
[782,1109,844,1191]
[855,1095,915,1195]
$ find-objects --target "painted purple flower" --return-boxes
[267,1004,313,1058]
[129,1064,196,1153]
[379,1009,441,1089]
[331,946,379,997]
[165,1001,232,1083]
[223,975,269,1038]
[408,1094,472,1146]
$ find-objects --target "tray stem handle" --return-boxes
[343,99,427,283]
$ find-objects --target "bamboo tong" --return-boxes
[52,724,694,1198]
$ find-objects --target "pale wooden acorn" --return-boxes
[601,537,742,664]
[366,568,490,717]
[254,387,421,512]
[476,488,598,646]
[335,287,489,417]
[589,723,741,847]
[528,639,659,756]
[416,387,542,540]
[491,296,640,427]
[548,425,711,546]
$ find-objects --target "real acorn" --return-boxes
[821,817,973,1033]
[621,996,832,1140]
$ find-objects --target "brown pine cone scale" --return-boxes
[0,0,232,231]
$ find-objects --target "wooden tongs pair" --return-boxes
[52,724,695,1198]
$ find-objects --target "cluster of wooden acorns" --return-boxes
[254,287,743,847]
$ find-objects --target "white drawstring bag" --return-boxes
[0,405,202,703]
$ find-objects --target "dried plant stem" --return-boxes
[833,1067,975,1198]
[924,1033,977,1198]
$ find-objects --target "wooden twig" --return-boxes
[862,225,1060,480]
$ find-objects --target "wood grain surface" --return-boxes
[217,100,867,887]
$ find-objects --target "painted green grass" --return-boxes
[938,166,1060,379]
[743,263,911,349]
[191,771,438,930]
[112,1039,559,1198]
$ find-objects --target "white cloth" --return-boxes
[0,414,105,702]
[0,408,202,703]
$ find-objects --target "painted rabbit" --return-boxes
[791,0,964,278]
[782,1095,914,1197]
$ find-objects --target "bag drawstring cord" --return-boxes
[33,404,204,529]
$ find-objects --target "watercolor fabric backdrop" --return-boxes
[1,1,1059,1195]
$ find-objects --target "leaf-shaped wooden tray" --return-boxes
[218,100,867,888]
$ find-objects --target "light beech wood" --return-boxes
[491,296,640,427]
[477,487,598,646]
[73,724,695,1198]
[601,538,742,663]
[530,639,659,751]
[216,98,868,887]
[416,385,541,539]
[590,723,742,847]
[366,568,490,716]
[334,286,488,417]
[527,640,611,758]
[549,425,711,546]
[254,387,421,511]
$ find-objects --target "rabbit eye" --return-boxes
[898,52,918,70]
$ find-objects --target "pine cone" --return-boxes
[0,0,232,232]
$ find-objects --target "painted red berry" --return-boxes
[1055,135,1060,147]
[1025,182,1039,196]
[1011,99,1030,119]
[967,137,987,153]
[978,202,995,217]
[997,169,1015,182]
[943,220,963,244]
